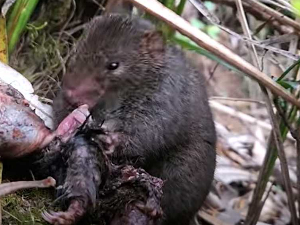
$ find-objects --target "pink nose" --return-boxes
[65,89,75,99]
[63,89,81,106]
[63,88,102,108]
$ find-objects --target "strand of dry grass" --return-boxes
[214,24,299,60]
[244,0,300,32]
[127,0,300,109]
[261,0,293,11]
[210,96,265,105]
[209,100,295,140]
[209,0,300,33]
[235,0,298,224]
[187,0,299,59]
[210,100,269,127]
[274,0,295,10]
[188,0,220,24]
[177,0,300,60]
[208,0,296,34]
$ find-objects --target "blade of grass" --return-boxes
[7,0,40,55]
[163,0,175,9]
[160,0,176,38]
[6,0,25,41]
[176,0,186,15]
[5,0,22,33]
[247,135,277,223]
[173,35,242,73]
[277,58,300,81]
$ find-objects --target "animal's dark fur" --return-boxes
[53,14,216,225]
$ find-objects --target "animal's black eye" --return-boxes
[106,62,119,70]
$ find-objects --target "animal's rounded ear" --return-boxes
[105,0,133,15]
[140,30,165,60]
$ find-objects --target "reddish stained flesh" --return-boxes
[0,81,90,159]
[0,83,52,158]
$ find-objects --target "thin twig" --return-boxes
[260,0,294,12]
[274,0,297,12]
[211,20,300,60]
[251,181,275,224]
[209,96,265,105]
[2,209,22,223]
[188,0,220,24]
[209,100,271,129]
[244,0,300,33]
[207,62,219,82]
[209,100,294,140]
[208,0,295,34]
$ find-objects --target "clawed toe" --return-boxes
[42,210,75,225]
[135,202,162,218]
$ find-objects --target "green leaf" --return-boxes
[176,0,187,15]
[173,33,239,72]
[163,0,176,10]
[204,1,215,11]
[189,18,220,39]
[276,80,300,90]
[7,0,40,55]
[292,0,300,15]
[206,25,220,39]
[277,58,300,81]
[190,18,205,30]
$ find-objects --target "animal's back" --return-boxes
[143,46,216,225]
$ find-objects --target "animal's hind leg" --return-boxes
[157,143,216,225]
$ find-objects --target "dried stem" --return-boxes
[244,0,300,33]
[207,0,296,34]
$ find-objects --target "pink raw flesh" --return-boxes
[54,104,90,143]
[0,79,90,158]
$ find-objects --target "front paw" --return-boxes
[42,200,85,225]
[135,201,163,219]
[42,210,75,225]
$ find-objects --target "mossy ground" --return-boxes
[1,185,58,224]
